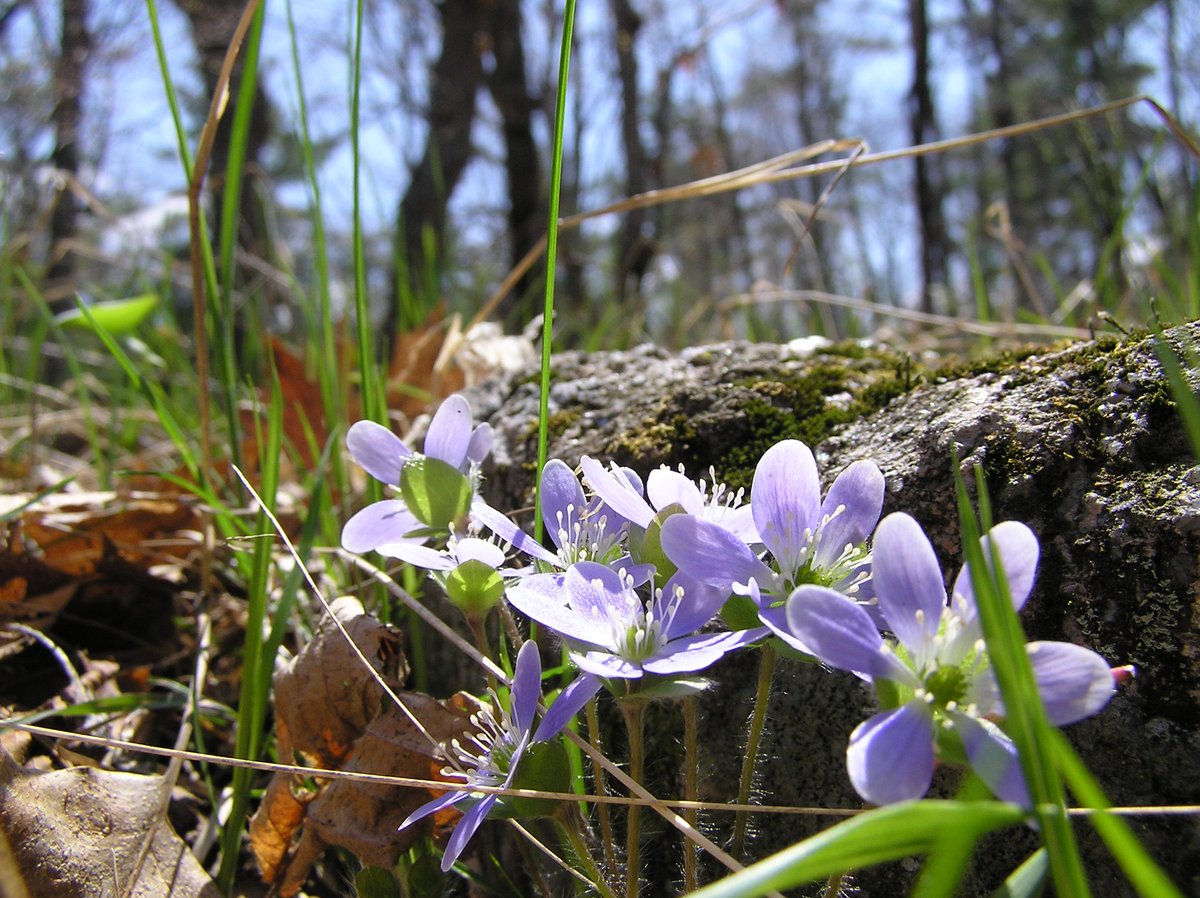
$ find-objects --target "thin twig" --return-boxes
[470,95,1197,329]
[233,467,443,751]
[721,288,1095,340]
[3,722,1198,819]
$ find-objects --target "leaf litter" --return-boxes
[249,596,475,895]
[0,325,542,896]
[2,487,487,896]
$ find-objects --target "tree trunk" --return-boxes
[610,0,654,308]
[387,0,487,341]
[908,0,948,314]
[46,0,89,300]
[482,0,544,323]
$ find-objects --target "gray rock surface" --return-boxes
[466,323,1200,896]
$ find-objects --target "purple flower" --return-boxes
[473,458,638,573]
[661,439,884,651]
[581,456,758,543]
[378,534,513,615]
[785,512,1116,806]
[400,640,555,872]
[506,561,757,692]
[342,396,493,556]
[371,533,506,575]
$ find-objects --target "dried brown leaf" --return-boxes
[250,597,476,895]
[273,596,407,769]
[300,692,475,867]
[0,550,77,628]
[249,773,313,887]
[0,747,217,898]
[387,301,463,420]
[22,497,199,577]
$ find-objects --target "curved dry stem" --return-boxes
[470,94,1197,331]
[185,0,263,493]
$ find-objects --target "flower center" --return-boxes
[923,665,969,708]
[615,604,664,661]
[555,503,623,566]
[443,695,520,787]
[763,504,873,603]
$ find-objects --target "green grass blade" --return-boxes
[1049,729,1186,898]
[20,271,109,487]
[687,801,1024,898]
[532,0,577,544]
[216,0,266,298]
[350,0,383,426]
[990,849,1049,898]
[264,434,336,658]
[1151,325,1200,460]
[145,0,194,177]
[212,0,269,473]
[215,368,284,892]
[7,691,186,727]
[284,0,344,470]
[913,775,997,898]
[954,463,1091,896]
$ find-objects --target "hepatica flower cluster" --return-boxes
[341,395,1121,868]
[786,512,1115,806]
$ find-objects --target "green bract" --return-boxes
[445,558,506,615]
[399,456,473,532]
[58,293,159,335]
[494,738,573,819]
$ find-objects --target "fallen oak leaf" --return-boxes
[266,693,476,896]
[248,772,312,888]
[22,495,200,577]
[249,597,475,895]
[248,596,399,885]
[274,596,407,769]
[0,746,217,898]
[239,336,359,473]
[299,692,476,867]
[387,301,464,421]
[0,550,77,629]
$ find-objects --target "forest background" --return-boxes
[2,1,1200,895]
[4,0,1199,354]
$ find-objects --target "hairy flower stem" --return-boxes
[822,871,848,898]
[732,642,776,859]
[586,697,617,879]
[499,602,524,651]
[682,696,699,893]
[620,701,647,898]
[466,614,491,657]
[466,613,496,691]
[553,813,618,898]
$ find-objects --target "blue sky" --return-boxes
[5,0,1196,317]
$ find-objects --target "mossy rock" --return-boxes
[466,323,1200,896]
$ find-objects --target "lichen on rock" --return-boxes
[466,321,1200,896]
